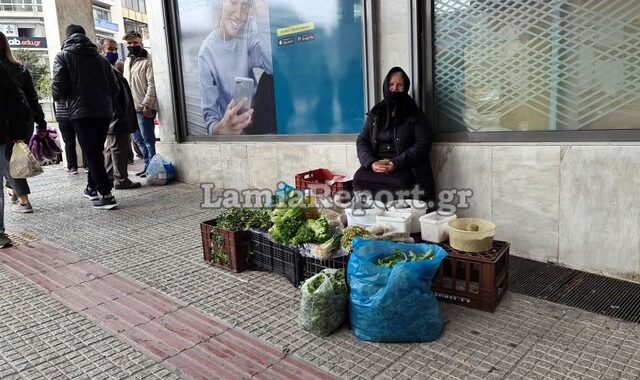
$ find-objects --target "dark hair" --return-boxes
[65,24,86,38]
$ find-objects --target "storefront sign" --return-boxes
[7,37,47,49]
[0,24,18,37]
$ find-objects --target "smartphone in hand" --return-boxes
[233,77,255,114]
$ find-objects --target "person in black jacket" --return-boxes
[98,38,140,190]
[0,31,46,213]
[52,24,120,210]
[0,62,28,247]
[355,67,435,204]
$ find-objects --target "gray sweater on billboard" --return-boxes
[197,16,272,135]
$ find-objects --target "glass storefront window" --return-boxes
[433,0,640,133]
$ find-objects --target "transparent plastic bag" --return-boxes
[299,269,347,337]
[146,154,175,186]
[10,141,43,179]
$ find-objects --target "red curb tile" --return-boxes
[25,269,83,291]
[120,318,198,360]
[166,341,263,380]
[52,283,117,311]
[127,288,182,315]
[81,274,144,299]
[81,304,135,334]
[154,307,227,342]
[17,241,84,266]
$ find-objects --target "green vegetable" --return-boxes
[340,226,372,251]
[269,207,304,244]
[291,222,316,244]
[312,234,342,259]
[216,208,273,231]
[375,248,434,268]
[306,217,330,243]
[299,269,348,336]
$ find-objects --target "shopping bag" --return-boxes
[348,238,447,342]
[146,154,175,186]
[298,269,348,336]
[10,141,43,179]
[28,128,63,165]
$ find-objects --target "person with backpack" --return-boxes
[0,31,46,214]
[52,25,120,210]
[0,57,29,247]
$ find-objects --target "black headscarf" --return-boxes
[378,67,418,129]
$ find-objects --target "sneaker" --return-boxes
[135,169,146,176]
[83,188,100,201]
[12,202,33,213]
[93,196,118,210]
[7,190,17,204]
[0,233,12,248]
[114,180,142,190]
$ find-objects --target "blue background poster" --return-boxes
[268,0,365,134]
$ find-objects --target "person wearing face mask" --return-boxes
[354,67,435,204]
[198,0,273,135]
[99,38,141,190]
[123,30,157,177]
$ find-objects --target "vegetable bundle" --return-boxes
[299,269,348,337]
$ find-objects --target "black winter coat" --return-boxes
[1,59,47,140]
[52,33,119,121]
[109,69,139,135]
[0,63,27,143]
[356,67,435,200]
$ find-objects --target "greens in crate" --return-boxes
[375,248,435,268]
[215,208,273,231]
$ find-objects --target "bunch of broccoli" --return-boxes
[269,206,331,245]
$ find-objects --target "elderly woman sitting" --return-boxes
[354,67,435,204]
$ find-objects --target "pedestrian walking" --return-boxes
[52,24,120,210]
[0,31,47,214]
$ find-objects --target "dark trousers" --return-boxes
[105,133,132,185]
[58,119,79,170]
[72,118,111,195]
[353,166,419,203]
[3,141,30,197]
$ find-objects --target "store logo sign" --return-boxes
[7,37,47,49]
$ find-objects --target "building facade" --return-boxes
[146,0,640,282]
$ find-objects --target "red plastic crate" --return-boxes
[431,240,509,312]
[295,168,353,198]
[200,219,248,273]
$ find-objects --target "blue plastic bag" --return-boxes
[146,154,175,186]
[348,238,447,342]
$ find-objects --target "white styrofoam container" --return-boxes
[376,211,412,233]
[386,199,428,234]
[420,211,457,243]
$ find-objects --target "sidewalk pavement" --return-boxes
[1,163,639,379]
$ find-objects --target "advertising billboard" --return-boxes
[174,0,365,136]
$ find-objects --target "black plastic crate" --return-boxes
[246,229,273,271]
[271,241,304,287]
[303,255,349,280]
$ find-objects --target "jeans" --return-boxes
[72,118,111,195]
[0,144,6,233]
[133,111,157,167]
